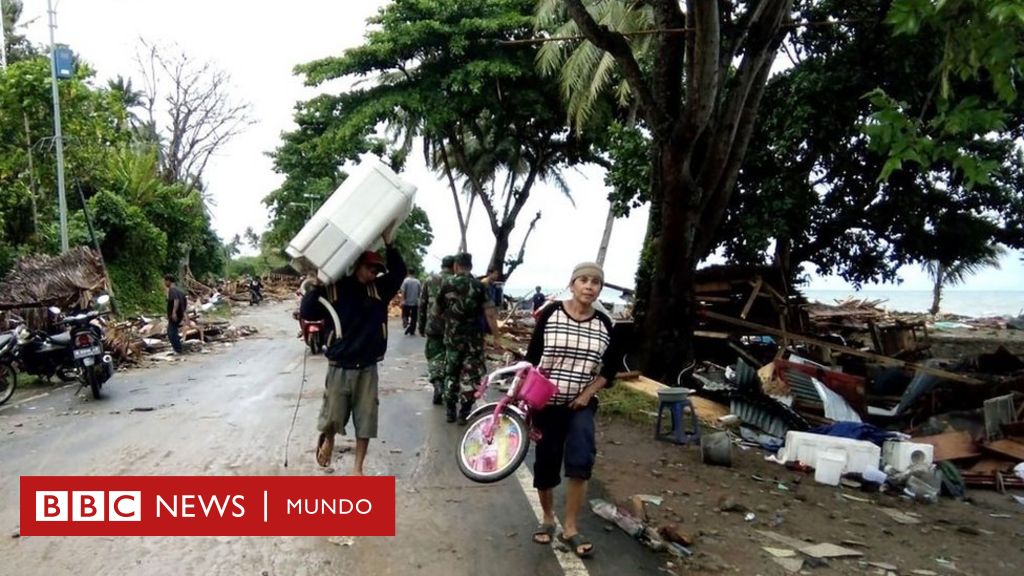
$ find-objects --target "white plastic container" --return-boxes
[882,441,934,472]
[776,431,882,475]
[814,450,847,486]
[286,158,417,283]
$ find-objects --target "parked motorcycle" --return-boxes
[2,312,81,386]
[1,295,115,401]
[54,295,114,399]
[0,330,18,405]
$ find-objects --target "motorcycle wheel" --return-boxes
[307,332,321,355]
[456,407,530,484]
[85,366,102,400]
[0,363,16,406]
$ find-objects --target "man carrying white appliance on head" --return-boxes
[301,226,407,476]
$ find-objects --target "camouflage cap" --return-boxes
[441,255,455,270]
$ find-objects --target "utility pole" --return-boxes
[47,0,69,252]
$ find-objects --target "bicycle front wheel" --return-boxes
[456,407,530,484]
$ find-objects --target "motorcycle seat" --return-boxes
[49,332,72,346]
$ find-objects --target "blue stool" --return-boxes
[655,392,701,445]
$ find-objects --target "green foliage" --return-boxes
[0,25,230,313]
[868,0,1024,189]
[729,0,1023,287]
[535,0,652,132]
[266,0,595,278]
[603,122,651,218]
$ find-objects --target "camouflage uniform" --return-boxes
[418,269,451,398]
[436,271,493,414]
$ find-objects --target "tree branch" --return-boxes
[504,211,543,278]
[683,0,721,141]
[562,0,669,137]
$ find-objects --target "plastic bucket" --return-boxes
[814,450,847,486]
[519,367,557,410]
[701,431,733,467]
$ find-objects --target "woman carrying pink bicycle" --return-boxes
[525,262,619,559]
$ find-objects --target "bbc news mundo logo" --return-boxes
[21,476,395,536]
[36,491,142,522]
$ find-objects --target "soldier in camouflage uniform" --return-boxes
[436,252,498,424]
[418,255,454,405]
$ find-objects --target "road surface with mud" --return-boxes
[0,302,662,576]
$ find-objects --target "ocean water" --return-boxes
[506,286,1024,318]
[802,290,1024,318]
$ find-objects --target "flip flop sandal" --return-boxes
[316,433,332,468]
[558,532,594,558]
[532,523,555,545]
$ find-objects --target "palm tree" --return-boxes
[924,246,1007,315]
[535,0,652,266]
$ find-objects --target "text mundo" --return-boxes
[286,498,373,515]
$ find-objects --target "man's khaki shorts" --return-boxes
[317,364,379,439]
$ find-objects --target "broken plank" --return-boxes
[799,542,864,559]
[756,530,809,551]
[880,508,921,525]
[700,310,983,384]
[771,557,804,574]
[914,431,982,461]
[981,439,1024,461]
[741,276,764,319]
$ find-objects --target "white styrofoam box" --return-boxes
[777,431,882,475]
[814,450,847,486]
[882,440,934,472]
[286,158,417,283]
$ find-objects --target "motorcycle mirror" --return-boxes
[96,295,111,306]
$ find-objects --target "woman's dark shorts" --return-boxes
[531,398,598,490]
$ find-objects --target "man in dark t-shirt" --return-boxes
[163,274,187,354]
[532,286,546,311]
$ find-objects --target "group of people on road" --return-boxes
[417,253,498,424]
[296,229,617,559]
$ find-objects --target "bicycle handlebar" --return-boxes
[483,361,534,383]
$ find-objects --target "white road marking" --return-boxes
[514,465,591,576]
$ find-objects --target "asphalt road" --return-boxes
[0,302,662,575]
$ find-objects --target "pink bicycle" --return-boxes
[456,361,558,483]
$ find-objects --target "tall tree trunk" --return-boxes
[439,146,470,253]
[930,263,945,315]
[595,204,615,266]
[639,142,699,382]
[488,227,511,278]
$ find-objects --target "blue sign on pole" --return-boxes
[54,45,74,79]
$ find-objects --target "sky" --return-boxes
[14,0,1023,295]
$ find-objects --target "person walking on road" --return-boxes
[400,272,422,335]
[436,252,498,424]
[163,274,187,355]
[418,255,454,404]
[301,229,407,475]
[526,262,619,559]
